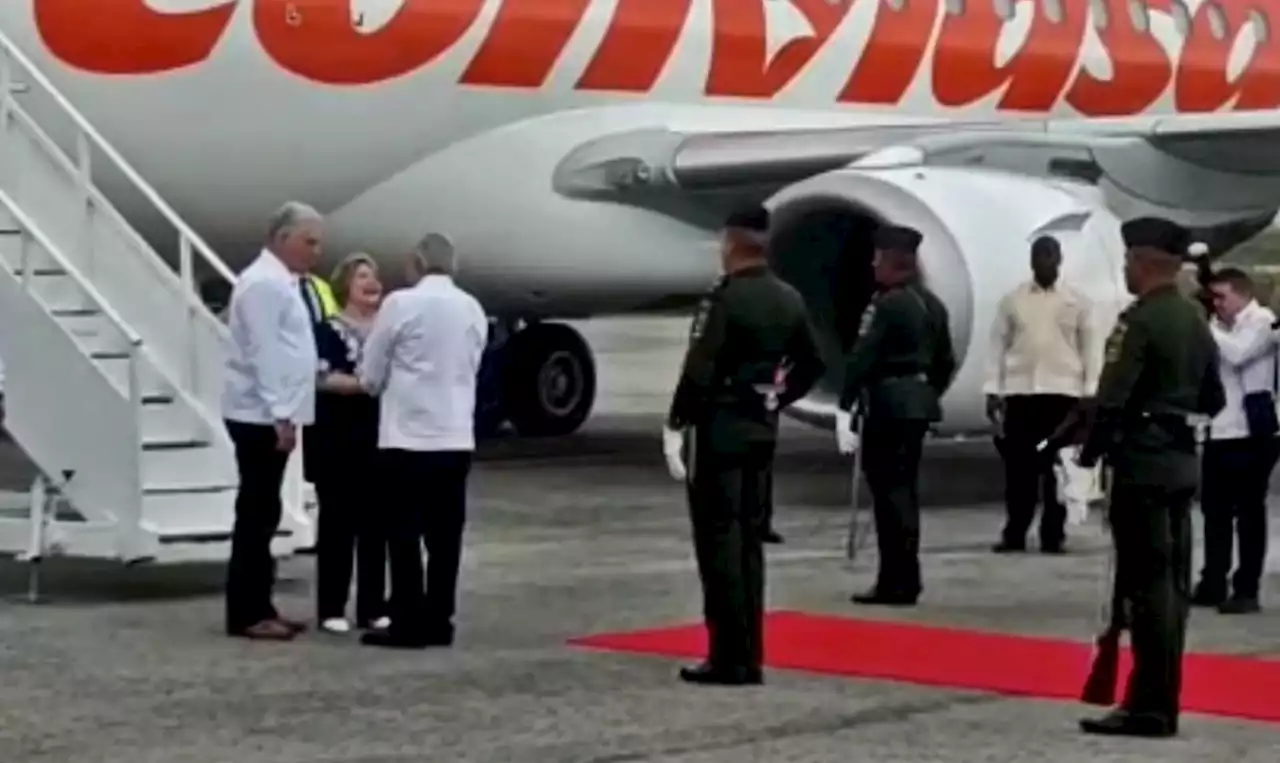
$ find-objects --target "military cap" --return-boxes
[873,224,923,254]
[1120,217,1191,257]
[724,206,770,232]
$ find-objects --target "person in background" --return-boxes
[221,201,324,641]
[299,272,337,489]
[358,233,488,649]
[1195,268,1278,615]
[985,236,1098,555]
[312,253,390,634]
[835,225,955,607]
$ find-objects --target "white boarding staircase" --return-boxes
[0,34,312,568]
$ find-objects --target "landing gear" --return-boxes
[477,320,597,438]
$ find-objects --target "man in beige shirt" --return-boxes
[985,236,1099,554]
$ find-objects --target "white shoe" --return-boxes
[320,617,351,634]
[368,616,391,630]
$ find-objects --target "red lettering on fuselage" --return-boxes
[931,1,1086,111]
[253,0,484,85]
[1175,0,1280,112]
[34,0,236,74]
[26,0,1280,118]
[837,0,936,104]
[576,0,693,92]
[1064,0,1173,116]
[705,0,853,98]
[461,0,591,87]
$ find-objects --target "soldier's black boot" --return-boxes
[1190,581,1227,608]
[1079,709,1177,738]
[850,588,918,606]
[1217,596,1261,614]
[678,662,763,686]
[762,528,784,544]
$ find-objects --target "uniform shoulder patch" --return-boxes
[689,283,723,340]
[1103,316,1128,365]
[857,302,877,338]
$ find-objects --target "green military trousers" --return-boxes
[686,436,775,673]
[1108,480,1194,722]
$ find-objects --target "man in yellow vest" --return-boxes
[308,273,339,319]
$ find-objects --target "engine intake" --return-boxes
[765,163,1127,434]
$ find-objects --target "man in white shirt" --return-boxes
[358,232,488,649]
[1196,268,1279,615]
[222,201,323,641]
[985,236,1098,554]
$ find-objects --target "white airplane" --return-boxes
[4,0,1280,439]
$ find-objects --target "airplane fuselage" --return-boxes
[1,0,1278,438]
[1,2,1276,310]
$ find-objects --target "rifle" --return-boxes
[1081,539,1124,706]
[845,407,868,561]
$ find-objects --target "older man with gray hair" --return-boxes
[358,232,488,649]
[222,201,324,640]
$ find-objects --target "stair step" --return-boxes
[51,307,99,318]
[12,267,67,277]
[141,438,209,451]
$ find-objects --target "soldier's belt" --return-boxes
[873,372,929,383]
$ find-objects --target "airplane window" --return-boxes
[1206,3,1227,40]
[1170,0,1191,36]
[1043,0,1064,24]
[993,0,1014,21]
[1089,0,1110,29]
[1127,0,1150,33]
[945,0,964,16]
[1251,9,1271,43]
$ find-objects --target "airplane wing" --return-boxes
[552,114,1280,243]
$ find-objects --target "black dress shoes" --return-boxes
[1190,582,1227,608]
[851,589,918,606]
[678,662,763,686]
[762,529,784,544]
[1079,709,1177,738]
[361,628,453,650]
[1218,597,1261,615]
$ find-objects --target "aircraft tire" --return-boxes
[503,322,596,437]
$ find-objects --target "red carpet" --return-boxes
[570,611,1280,724]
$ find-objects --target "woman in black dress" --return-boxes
[313,253,388,634]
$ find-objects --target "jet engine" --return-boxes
[764,162,1130,435]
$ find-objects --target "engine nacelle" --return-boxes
[765,163,1129,435]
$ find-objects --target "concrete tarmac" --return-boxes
[0,317,1278,762]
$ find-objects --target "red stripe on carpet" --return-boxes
[569,611,1280,724]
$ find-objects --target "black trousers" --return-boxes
[761,470,775,532]
[861,420,927,596]
[314,446,387,624]
[687,438,774,672]
[383,449,470,638]
[225,421,290,633]
[1200,437,1279,600]
[1109,481,1194,721]
[1000,394,1077,548]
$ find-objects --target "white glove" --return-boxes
[835,410,859,455]
[662,426,687,481]
[1054,445,1098,526]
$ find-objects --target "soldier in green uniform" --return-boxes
[662,206,825,686]
[836,225,956,606]
[1077,217,1226,738]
